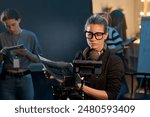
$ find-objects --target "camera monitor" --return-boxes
[73,60,102,77]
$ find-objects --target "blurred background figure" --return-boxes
[110,9,127,42]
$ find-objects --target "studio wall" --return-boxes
[0,0,92,62]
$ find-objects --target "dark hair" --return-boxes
[84,14,108,32]
[110,9,124,27]
[0,8,21,22]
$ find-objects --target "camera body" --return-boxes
[73,60,102,76]
[60,60,103,99]
[64,60,102,87]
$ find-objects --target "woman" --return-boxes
[74,14,124,100]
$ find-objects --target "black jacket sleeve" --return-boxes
[105,54,125,99]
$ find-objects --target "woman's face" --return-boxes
[85,24,108,52]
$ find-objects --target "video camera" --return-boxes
[64,60,102,88]
[30,57,103,99]
[60,60,102,99]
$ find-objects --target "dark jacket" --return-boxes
[74,48,124,99]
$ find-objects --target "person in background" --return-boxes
[0,8,42,100]
[110,9,127,42]
[74,14,124,100]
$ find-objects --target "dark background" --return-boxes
[0,0,92,62]
[0,0,92,99]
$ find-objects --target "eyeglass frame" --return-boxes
[84,31,105,40]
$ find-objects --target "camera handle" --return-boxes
[76,73,84,90]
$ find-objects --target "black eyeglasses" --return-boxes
[85,31,105,40]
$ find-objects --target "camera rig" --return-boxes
[34,56,103,99]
